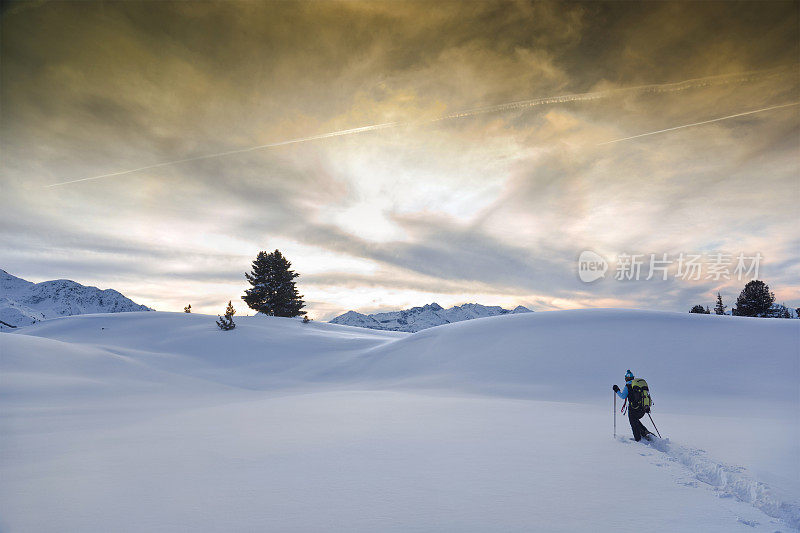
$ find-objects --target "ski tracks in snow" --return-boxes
[620,436,800,530]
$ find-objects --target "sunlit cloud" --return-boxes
[1,1,798,317]
[41,66,792,188]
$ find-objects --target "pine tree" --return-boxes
[216,301,236,330]
[690,304,707,314]
[242,249,305,317]
[732,280,775,317]
[713,293,726,315]
[184,304,192,313]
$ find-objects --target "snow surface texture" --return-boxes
[635,435,800,528]
[0,269,151,328]
[1,309,799,532]
[330,301,531,332]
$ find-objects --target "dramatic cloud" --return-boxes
[1,1,798,318]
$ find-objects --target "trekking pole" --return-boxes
[613,391,616,438]
[647,412,662,438]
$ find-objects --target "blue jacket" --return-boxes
[616,382,631,400]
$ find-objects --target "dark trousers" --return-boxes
[628,408,650,441]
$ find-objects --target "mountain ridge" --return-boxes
[0,269,152,329]
[330,301,532,332]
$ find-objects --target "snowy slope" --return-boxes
[1,310,798,532]
[335,309,799,406]
[0,269,152,328]
[0,296,44,329]
[330,301,532,332]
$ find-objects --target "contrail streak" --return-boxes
[429,66,787,122]
[45,121,400,187]
[44,65,793,187]
[597,102,799,145]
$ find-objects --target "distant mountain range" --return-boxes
[0,269,152,329]
[330,302,532,332]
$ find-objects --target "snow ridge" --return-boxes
[0,269,152,328]
[330,302,532,332]
[639,436,800,529]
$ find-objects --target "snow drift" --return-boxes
[1,309,798,531]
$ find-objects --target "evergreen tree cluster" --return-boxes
[242,250,305,317]
[691,281,796,318]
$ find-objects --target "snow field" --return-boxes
[1,309,798,531]
[2,391,791,532]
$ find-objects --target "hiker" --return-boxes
[613,369,653,441]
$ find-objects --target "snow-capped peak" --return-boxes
[1,268,33,292]
[330,302,532,332]
[0,269,152,329]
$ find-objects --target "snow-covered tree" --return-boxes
[765,303,792,319]
[216,301,236,330]
[733,280,774,317]
[242,250,305,317]
[713,293,726,315]
[690,304,709,314]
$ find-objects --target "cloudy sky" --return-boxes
[1,1,798,319]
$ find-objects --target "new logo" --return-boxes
[578,251,608,283]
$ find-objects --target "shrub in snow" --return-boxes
[765,303,793,319]
[216,301,236,330]
[184,304,191,313]
[689,305,710,314]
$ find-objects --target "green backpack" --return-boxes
[628,378,652,411]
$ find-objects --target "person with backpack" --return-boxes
[613,370,654,441]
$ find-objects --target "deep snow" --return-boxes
[1,310,798,531]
